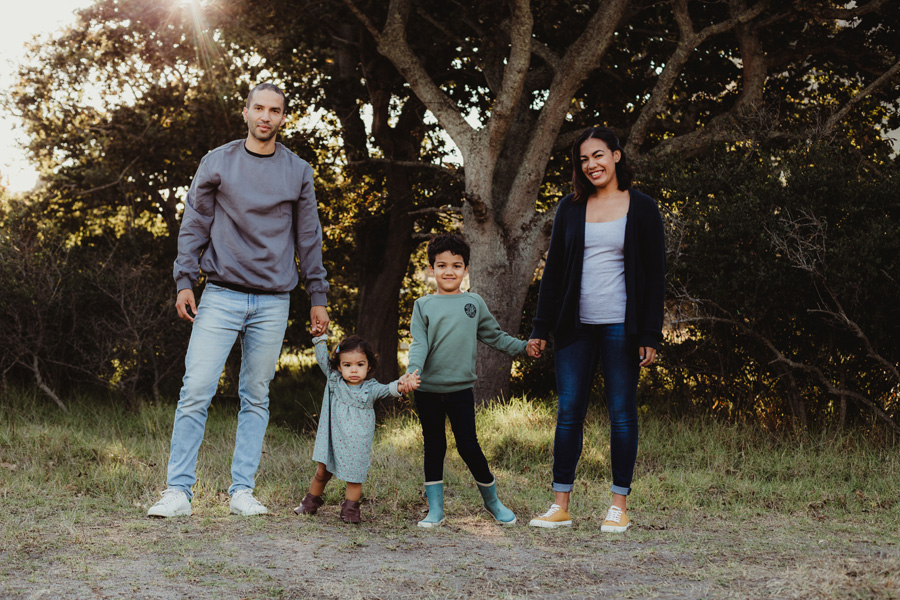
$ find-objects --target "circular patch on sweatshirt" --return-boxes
[464,303,477,318]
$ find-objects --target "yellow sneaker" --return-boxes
[600,505,630,532]
[528,503,572,528]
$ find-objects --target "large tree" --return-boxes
[10,0,465,388]
[339,0,900,400]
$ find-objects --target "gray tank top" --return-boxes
[579,216,627,324]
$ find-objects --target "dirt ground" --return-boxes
[3,501,898,600]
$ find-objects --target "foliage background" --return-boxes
[0,0,898,437]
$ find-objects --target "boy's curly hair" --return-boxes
[329,334,378,378]
[427,233,470,267]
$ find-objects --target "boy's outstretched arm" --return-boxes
[475,297,528,356]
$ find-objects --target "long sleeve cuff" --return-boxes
[176,277,194,292]
[309,291,328,307]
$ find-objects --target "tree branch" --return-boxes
[812,0,889,19]
[342,0,477,158]
[485,0,533,163]
[17,355,68,412]
[407,204,462,216]
[671,309,900,434]
[628,0,769,154]
[825,56,900,132]
[512,0,630,206]
[348,157,461,178]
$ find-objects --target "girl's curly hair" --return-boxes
[329,334,378,379]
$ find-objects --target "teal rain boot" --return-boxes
[477,478,516,525]
[417,481,445,528]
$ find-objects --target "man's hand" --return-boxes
[526,338,546,358]
[175,289,198,322]
[310,305,329,336]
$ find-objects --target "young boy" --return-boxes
[407,234,539,527]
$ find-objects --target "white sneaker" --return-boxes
[230,489,268,516]
[147,489,191,518]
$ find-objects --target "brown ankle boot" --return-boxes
[293,493,324,515]
[339,499,361,524]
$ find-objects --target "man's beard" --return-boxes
[250,123,277,142]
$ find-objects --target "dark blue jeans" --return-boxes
[552,323,640,496]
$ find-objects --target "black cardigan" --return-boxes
[530,189,666,350]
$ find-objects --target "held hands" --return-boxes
[526,338,546,358]
[310,305,329,336]
[527,338,657,367]
[398,369,421,394]
[175,289,198,322]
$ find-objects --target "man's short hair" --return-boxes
[246,83,287,112]
[427,234,470,266]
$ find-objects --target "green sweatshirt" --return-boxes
[406,292,528,393]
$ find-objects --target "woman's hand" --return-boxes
[526,338,546,358]
[639,346,657,367]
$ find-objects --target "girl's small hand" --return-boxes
[400,369,421,394]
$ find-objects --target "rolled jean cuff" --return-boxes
[172,485,193,500]
[611,484,631,496]
[552,482,574,493]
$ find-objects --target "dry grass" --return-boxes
[1,389,898,599]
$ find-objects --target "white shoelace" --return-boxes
[158,489,184,505]
[605,505,624,523]
[540,503,563,518]
[234,490,263,507]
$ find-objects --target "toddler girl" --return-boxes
[294,333,419,523]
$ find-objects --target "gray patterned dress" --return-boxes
[311,335,401,483]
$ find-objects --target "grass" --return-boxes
[1,386,899,599]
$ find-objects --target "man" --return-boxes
[148,83,329,518]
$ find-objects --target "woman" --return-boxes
[526,126,665,532]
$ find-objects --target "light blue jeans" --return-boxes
[166,283,289,498]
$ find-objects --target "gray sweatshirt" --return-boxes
[173,140,328,305]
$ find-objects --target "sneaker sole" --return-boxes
[528,518,572,528]
[600,523,630,532]
[147,508,191,518]
[230,507,268,516]
[417,519,445,528]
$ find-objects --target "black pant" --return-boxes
[414,388,493,484]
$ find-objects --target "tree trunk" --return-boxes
[355,206,416,392]
[466,213,544,404]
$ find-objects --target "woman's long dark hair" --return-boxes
[571,127,634,203]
